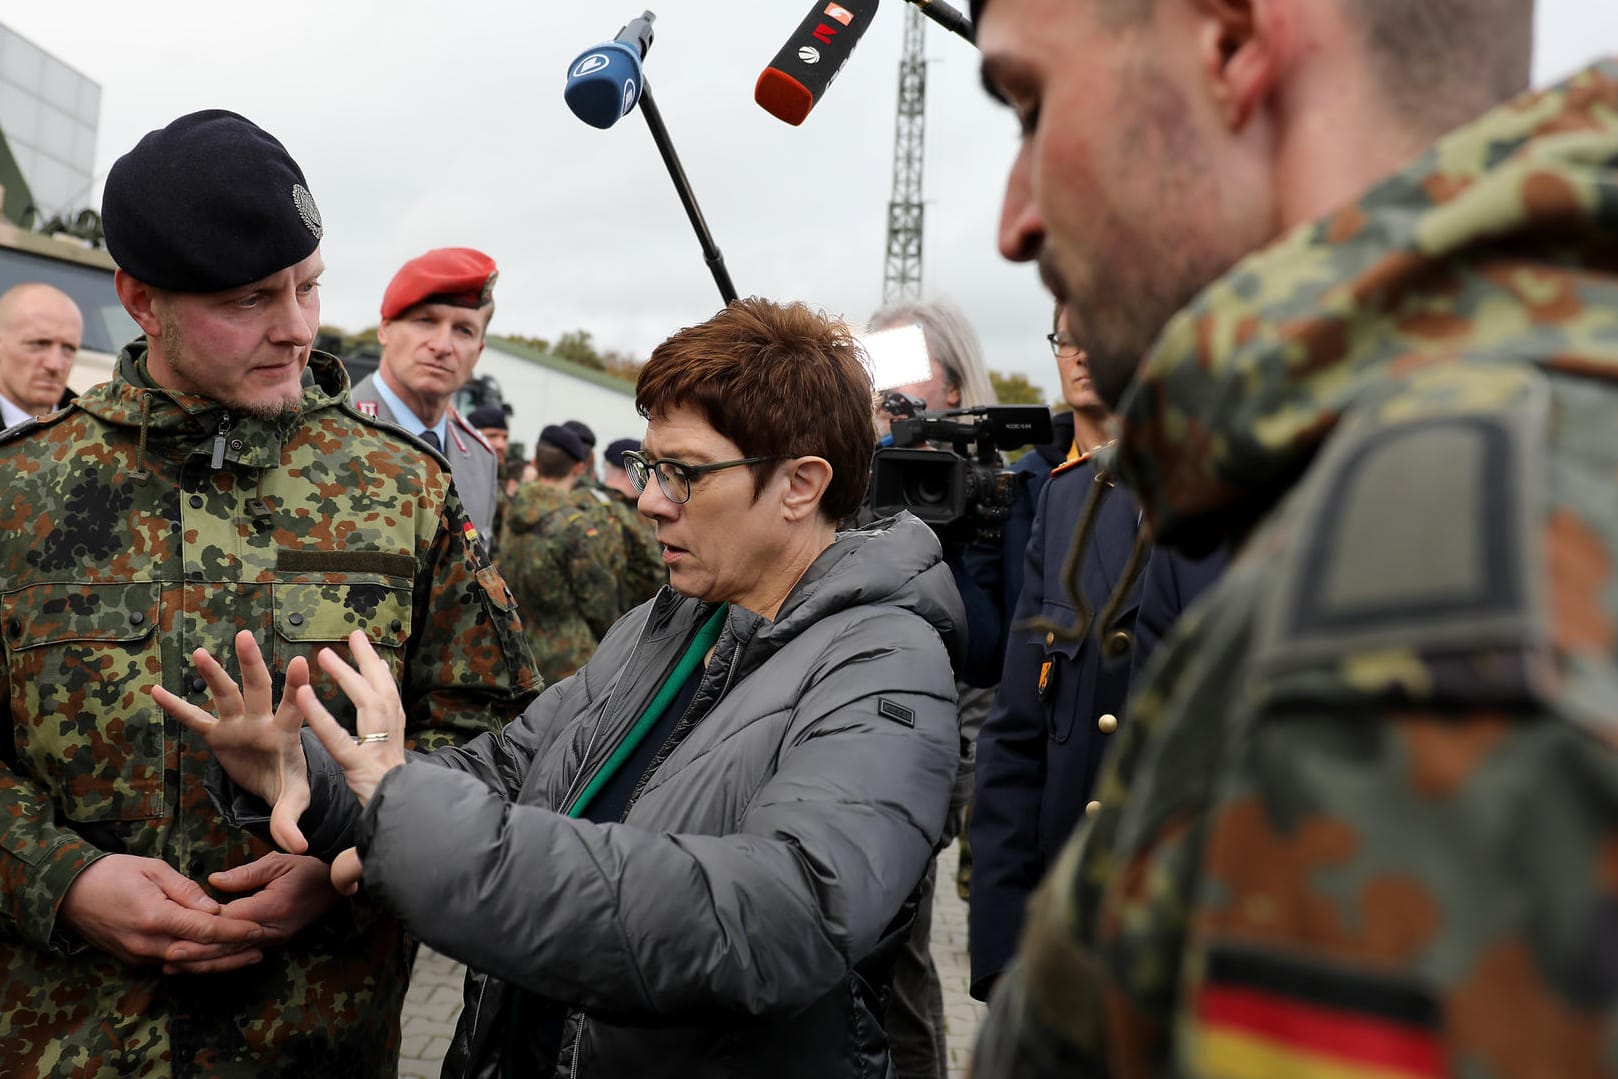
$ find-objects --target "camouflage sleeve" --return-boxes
[0,699,107,952]
[980,369,1618,1079]
[0,426,106,951]
[566,510,627,641]
[403,486,539,754]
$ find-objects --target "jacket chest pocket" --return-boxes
[270,581,412,729]
[4,581,166,822]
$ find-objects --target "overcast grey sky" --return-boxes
[6,2,1614,401]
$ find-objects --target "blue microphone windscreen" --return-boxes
[563,42,644,130]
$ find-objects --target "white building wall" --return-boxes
[0,24,99,221]
[475,343,645,460]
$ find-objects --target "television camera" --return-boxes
[870,392,1052,544]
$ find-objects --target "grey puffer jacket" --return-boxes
[302,512,964,1078]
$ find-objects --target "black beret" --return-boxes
[466,405,508,431]
[539,424,587,463]
[103,109,323,292]
[562,419,597,449]
[604,437,640,468]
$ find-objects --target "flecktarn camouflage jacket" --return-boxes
[0,344,538,1077]
[499,482,627,685]
[976,61,1618,1079]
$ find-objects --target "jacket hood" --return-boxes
[73,341,352,471]
[761,511,966,666]
[1118,59,1618,553]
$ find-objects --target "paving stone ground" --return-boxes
[397,841,985,1078]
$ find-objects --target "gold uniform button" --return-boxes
[1085,800,1102,815]
[1044,631,1055,647]
[1097,713,1118,734]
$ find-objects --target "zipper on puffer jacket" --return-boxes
[620,618,742,817]
[555,601,665,813]
[567,1017,585,1079]
[560,609,744,1076]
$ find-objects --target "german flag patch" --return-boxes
[1193,948,1444,1079]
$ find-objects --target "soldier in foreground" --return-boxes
[0,109,537,1076]
[970,0,1618,1075]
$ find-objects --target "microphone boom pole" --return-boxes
[902,0,975,44]
[638,82,739,305]
[564,10,738,307]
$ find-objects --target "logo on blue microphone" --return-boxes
[623,79,638,114]
[572,52,611,78]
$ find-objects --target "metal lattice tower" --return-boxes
[881,6,927,304]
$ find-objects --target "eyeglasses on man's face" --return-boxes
[620,449,779,505]
[1047,332,1083,359]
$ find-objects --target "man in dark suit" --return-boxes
[350,248,501,540]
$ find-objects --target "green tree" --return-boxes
[502,333,552,353]
[990,370,1047,405]
[553,330,605,371]
[599,349,644,382]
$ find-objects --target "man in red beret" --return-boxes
[351,247,502,541]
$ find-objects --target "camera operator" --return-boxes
[866,298,999,1079]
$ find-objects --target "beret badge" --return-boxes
[293,183,323,240]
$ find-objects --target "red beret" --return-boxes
[380,247,498,320]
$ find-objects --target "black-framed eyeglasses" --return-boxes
[1047,332,1082,358]
[620,449,780,505]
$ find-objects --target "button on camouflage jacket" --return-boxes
[0,344,538,1077]
[976,61,1618,1079]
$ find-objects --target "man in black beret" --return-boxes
[467,403,511,462]
[602,436,642,503]
[0,109,539,1077]
[593,433,669,608]
[498,423,627,684]
[562,418,598,483]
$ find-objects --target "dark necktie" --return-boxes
[421,429,442,453]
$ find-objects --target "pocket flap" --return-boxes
[272,582,412,647]
[2,581,160,649]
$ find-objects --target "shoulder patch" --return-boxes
[1251,364,1553,711]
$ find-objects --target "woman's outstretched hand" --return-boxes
[153,629,314,853]
[298,630,409,809]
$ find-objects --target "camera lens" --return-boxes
[906,473,951,506]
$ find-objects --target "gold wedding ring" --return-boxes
[353,732,391,745]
